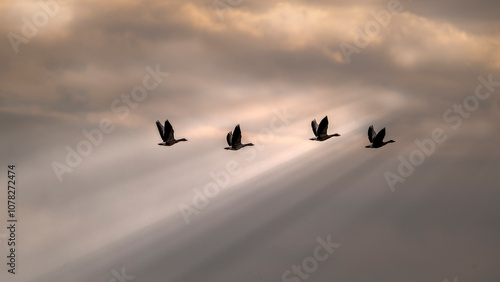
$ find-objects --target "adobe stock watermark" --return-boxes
[443,277,458,282]
[178,108,295,224]
[51,65,169,182]
[281,235,340,282]
[8,0,69,54]
[385,74,500,192]
[339,0,404,63]
[108,267,135,282]
[213,0,244,21]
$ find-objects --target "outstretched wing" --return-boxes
[232,124,242,146]
[311,119,319,137]
[317,116,329,137]
[164,120,174,141]
[373,127,386,145]
[368,125,376,143]
[156,120,166,142]
[226,131,233,146]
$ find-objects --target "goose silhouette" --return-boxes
[156,120,187,146]
[310,116,340,141]
[225,124,254,150]
[365,125,395,148]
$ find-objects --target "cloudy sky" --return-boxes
[1,0,500,281]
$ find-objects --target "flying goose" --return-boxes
[225,124,254,150]
[310,116,340,141]
[365,125,395,148]
[156,120,187,146]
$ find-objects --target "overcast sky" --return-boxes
[1,0,500,281]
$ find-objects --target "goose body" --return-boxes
[365,125,395,148]
[225,124,254,150]
[156,120,187,146]
[310,116,340,141]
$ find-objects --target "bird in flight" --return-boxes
[365,125,395,148]
[156,120,187,146]
[310,116,340,141]
[225,124,254,150]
